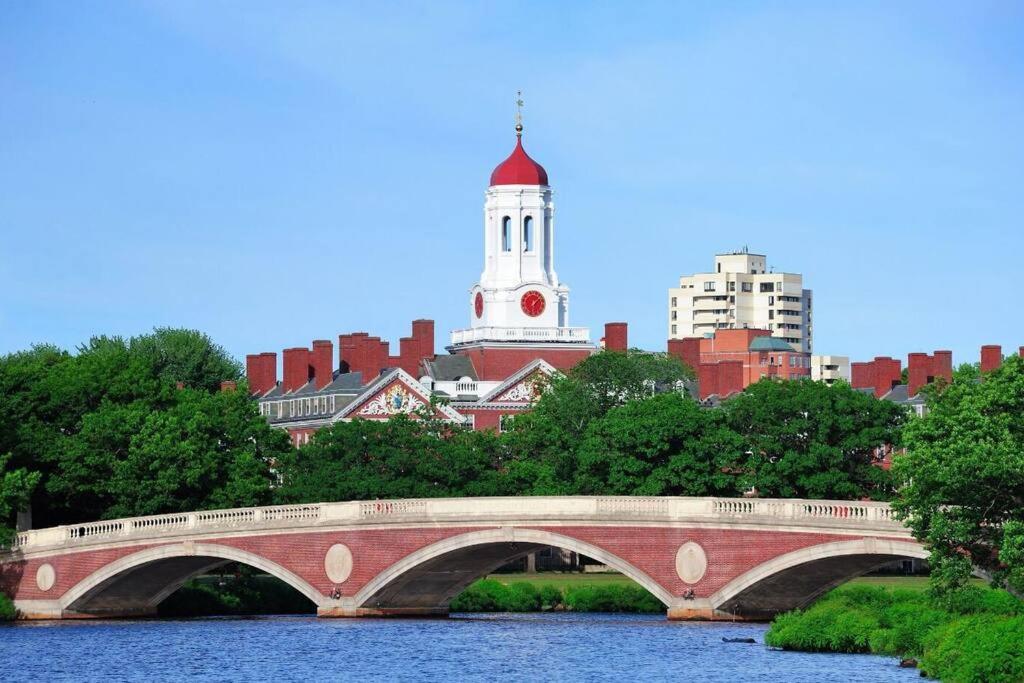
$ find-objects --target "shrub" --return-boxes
[0,592,16,621]
[921,615,1024,682]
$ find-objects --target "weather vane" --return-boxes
[515,90,524,136]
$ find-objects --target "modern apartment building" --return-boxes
[668,250,813,353]
[811,355,850,385]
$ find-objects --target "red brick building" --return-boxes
[247,121,628,445]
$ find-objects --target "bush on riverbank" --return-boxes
[0,592,15,621]
[450,579,662,614]
[765,584,1024,682]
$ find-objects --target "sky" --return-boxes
[2,1,1022,368]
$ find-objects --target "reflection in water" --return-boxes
[0,612,919,682]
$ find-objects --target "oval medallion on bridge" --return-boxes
[324,544,353,584]
[675,542,707,585]
[36,563,56,592]
[520,290,545,317]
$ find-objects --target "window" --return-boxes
[703,281,716,292]
[741,282,753,293]
[760,283,774,293]
[523,216,534,251]
[501,216,512,252]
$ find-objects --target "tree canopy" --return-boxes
[893,357,1024,597]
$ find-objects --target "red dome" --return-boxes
[489,136,548,186]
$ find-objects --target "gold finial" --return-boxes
[515,90,524,136]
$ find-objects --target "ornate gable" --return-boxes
[479,359,558,405]
[336,369,464,423]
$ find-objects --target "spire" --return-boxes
[515,90,524,137]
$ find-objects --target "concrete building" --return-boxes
[811,355,850,385]
[668,250,813,353]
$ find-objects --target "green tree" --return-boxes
[722,379,903,500]
[501,350,693,491]
[574,392,743,496]
[893,357,1024,597]
[274,414,504,503]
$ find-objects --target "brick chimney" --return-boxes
[604,323,628,352]
[245,352,278,396]
[282,347,311,392]
[907,352,930,398]
[310,340,334,389]
[981,345,1002,373]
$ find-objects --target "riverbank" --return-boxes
[765,583,1024,682]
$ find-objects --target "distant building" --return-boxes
[811,355,850,385]
[246,118,626,445]
[668,250,813,353]
[668,328,810,400]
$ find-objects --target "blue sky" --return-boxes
[2,2,1022,367]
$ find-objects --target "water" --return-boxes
[1,613,919,682]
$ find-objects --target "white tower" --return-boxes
[451,108,585,347]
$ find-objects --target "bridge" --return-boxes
[0,496,926,621]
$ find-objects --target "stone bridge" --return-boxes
[0,496,926,621]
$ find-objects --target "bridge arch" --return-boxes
[707,538,928,619]
[351,528,674,615]
[61,542,323,618]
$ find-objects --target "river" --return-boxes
[1,613,919,682]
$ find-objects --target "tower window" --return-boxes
[523,216,533,251]
[502,216,511,252]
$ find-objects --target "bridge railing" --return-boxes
[3,496,906,554]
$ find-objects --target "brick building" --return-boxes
[668,328,811,400]
[247,120,627,445]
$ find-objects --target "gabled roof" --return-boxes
[334,368,464,422]
[478,358,558,403]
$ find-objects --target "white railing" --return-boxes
[3,496,909,555]
[449,326,591,345]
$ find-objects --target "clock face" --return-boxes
[474,292,484,318]
[520,290,546,317]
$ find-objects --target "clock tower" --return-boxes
[448,103,594,377]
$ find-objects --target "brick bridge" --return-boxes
[0,496,925,621]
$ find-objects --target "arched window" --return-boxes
[523,216,534,252]
[502,217,511,252]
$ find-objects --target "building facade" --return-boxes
[668,250,813,353]
[811,355,850,385]
[247,120,623,445]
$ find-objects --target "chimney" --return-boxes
[604,323,628,352]
[311,340,334,389]
[907,352,930,398]
[282,347,311,392]
[981,345,1002,373]
[932,350,953,384]
[412,319,435,363]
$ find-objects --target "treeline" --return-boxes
[273,351,904,505]
[1,332,907,543]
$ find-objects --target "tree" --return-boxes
[893,357,1024,597]
[722,379,903,500]
[274,414,504,504]
[574,392,743,496]
[500,350,693,490]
